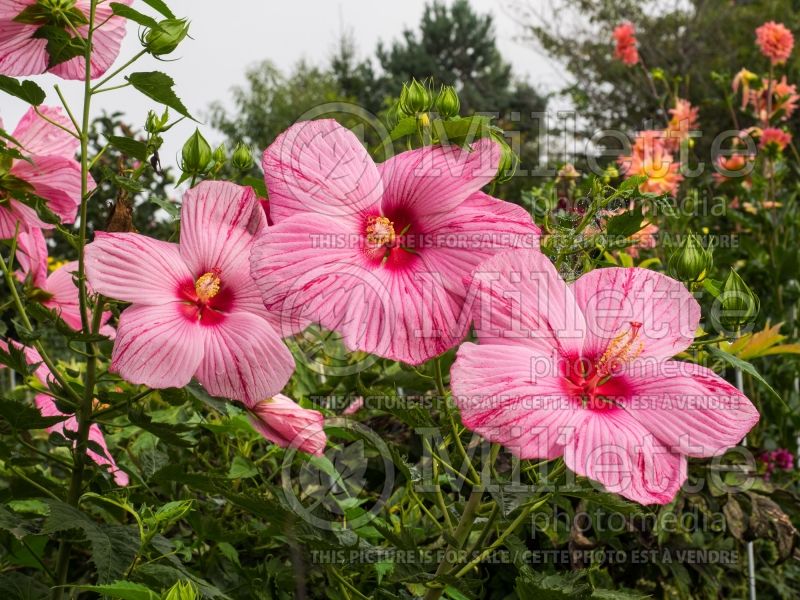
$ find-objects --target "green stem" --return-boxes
[90,49,146,93]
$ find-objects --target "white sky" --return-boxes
[0,0,570,171]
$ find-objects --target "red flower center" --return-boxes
[177,269,234,326]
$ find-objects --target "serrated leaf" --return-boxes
[128,408,195,447]
[73,581,160,600]
[140,0,176,18]
[107,135,149,161]
[434,115,492,146]
[389,116,418,141]
[605,208,645,238]
[706,345,784,406]
[126,72,194,120]
[0,572,50,600]
[110,3,159,28]
[516,572,592,600]
[33,25,85,68]
[0,75,45,106]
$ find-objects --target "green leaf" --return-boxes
[149,195,180,219]
[0,505,36,540]
[140,0,176,18]
[33,25,85,68]
[107,135,149,161]
[605,208,645,239]
[592,590,651,599]
[516,573,593,600]
[389,116,418,141]
[42,500,139,583]
[241,176,267,198]
[128,407,196,447]
[706,345,785,406]
[73,581,160,600]
[618,174,647,192]
[227,455,258,479]
[0,398,67,432]
[433,115,492,146]
[0,572,50,600]
[0,75,46,106]
[110,3,159,28]
[126,72,194,120]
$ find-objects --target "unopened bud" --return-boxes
[212,143,226,166]
[667,233,713,284]
[145,108,169,134]
[180,129,212,175]
[232,142,254,171]
[434,85,460,119]
[718,269,759,332]
[399,79,431,115]
[144,18,190,56]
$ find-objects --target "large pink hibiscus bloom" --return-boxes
[16,228,114,336]
[1,106,89,238]
[0,339,128,486]
[451,249,759,505]
[85,181,295,404]
[0,0,131,79]
[251,119,540,365]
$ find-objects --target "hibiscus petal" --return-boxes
[619,360,759,456]
[566,409,686,505]
[451,342,580,459]
[49,0,131,80]
[0,20,47,77]
[0,200,51,238]
[379,138,499,219]
[195,312,295,405]
[43,261,113,335]
[571,268,700,362]
[179,181,265,289]
[10,155,87,224]
[12,106,78,158]
[263,119,383,224]
[469,248,586,357]
[86,232,191,304]
[15,227,48,288]
[110,303,204,389]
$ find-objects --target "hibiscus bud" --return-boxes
[434,85,460,118]
[212,143,226,166]
[231,142,254,171]
[719,269,759,331]
[248,395,327,456]
[385,101,407,128]
[180,129,212,176]
[495,136,518,183]
[399,79,431,115]
[145,108,169,134]
[163,581,198,600]
[668,233,713,284]
[144,18,190,56]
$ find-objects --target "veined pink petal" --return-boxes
[195,312,295,405]
[85,232,192,305]
[250,212,368,338]
[110,303,204,389]
[263,119,383,224]
[15,227,48,288]
[249,394,327,455]
[565,409,686,504]
[49,0,132,80]
[179,181,265,289]
[451,343,580,459]
[0,199,51,238]
[0,20,47,76]
[469,249,586,357]
[42,261,114,336]
[10,155,86,225]
[619,360,759,456]
[378,139,500,219]
[12,106,78,158]
[571,268,700,362]
[35,393,128,486]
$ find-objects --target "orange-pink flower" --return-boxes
[619,132,683,196]
[612,22,639,66]
[750,76,800,121]
[759,127,792,152]
[755,21,794,65]
[713,154,753,185]
[666,99,700,147]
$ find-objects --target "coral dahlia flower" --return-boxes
[0,339,128,485]
[85,181,295,403]
[666,99,700,147]
[248,394,327,456]
[1,106,89,238]
[755,21,794,65]
[612,22,639,66]
[619,132,683,196]
[16,228,114,336]
[759,127,791,152]
[451,249,759,505]
[251,119,540,365]
[0,0,132,79]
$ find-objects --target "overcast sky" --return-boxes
[0,0,570,170]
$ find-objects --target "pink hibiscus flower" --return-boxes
[15,228,114,336]
[755,21,794,65]
[451,249,759,505]
[612,22,639,66]
[0,339,128,486]
[251,119,540,365]
[85,181,295,403]
[0,0,131,79]
[1,106,89,238]
[248,394,327,456]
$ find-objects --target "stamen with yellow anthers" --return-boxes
[195,270,222,303]
[365,216,395,247]
[596,321,644,375]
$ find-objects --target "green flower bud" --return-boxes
[718,269,759,332]
[667,233,713,284]
[212,143,226,165]
[145,108,169,134]
[163,581,198,600]
[232,142,254,171]
[144,18,190,56]
[494,136,518,183]
[434,85,460,118]
[399,79,431,115]
[180,129,212,176]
